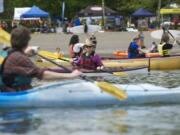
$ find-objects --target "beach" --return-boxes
[30,31,180,56]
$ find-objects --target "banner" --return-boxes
[0,0,4,13]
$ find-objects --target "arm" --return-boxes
[93,54,104,70]
[42,69,81,80]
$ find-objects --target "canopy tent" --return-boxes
[13,7,37,20]
[78,5,118,17]
[21,5,49,18]
[160,3,180,14]
[132,8,154,17]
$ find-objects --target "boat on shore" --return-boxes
[0,79,180,108]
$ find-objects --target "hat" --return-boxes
[73,43,84,53]
[84,39,95,46]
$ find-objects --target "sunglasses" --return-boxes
[90,37,96,40]
[85,46,95,48]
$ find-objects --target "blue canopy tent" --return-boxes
[132,8,154,17]
[21,5,49,18]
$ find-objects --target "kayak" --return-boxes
[36,49,180,70]
[103,54,180,70]
[0,79,180,108]
[113,50,160,58]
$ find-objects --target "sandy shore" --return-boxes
[30,31,180,56]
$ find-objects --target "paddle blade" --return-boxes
[38,50,60,59]
[0,28,11,46]
[95,81,127,100]
[113,72,128,76]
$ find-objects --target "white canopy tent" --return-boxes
[13,7,40,20]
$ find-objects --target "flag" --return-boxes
[0,0,4,13]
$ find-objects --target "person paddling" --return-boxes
[0,26,81,92]
[68,34,79,58]
[158,32,174,57]
[75,39,104,70]
[128,37,146,59]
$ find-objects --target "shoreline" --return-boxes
[30,31,180,57]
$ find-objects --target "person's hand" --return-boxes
[25,46,40,56]
[70,69,82,78]
[96,66,104,70]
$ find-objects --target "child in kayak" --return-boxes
[0,26,81,92]
[75,39,104,70]
[128,37,146,59]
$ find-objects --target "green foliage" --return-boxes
[0,0,180,20]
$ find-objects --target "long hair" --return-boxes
[69,35,79,46]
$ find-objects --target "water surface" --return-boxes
[0,71,179,135]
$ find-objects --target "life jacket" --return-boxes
[0,49,32,88]
[158,43,172,56]
[79,53,97,70]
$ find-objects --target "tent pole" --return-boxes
[157,0,161,28]
[102,0,105,30]
[61,0,65,25]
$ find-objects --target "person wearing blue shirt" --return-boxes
[128,37,145,59]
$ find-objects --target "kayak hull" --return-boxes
[0,79,180,108]
[103,55,180,70]
[36,54,180,70]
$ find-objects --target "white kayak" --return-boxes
[0,79,180,108]
[69,25,101,34]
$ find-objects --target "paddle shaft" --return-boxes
[37,54,71,72]
[163,27,180,46]
[37,53,97,80]
[167,30,180,46]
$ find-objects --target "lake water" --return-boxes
[0,71,180,135]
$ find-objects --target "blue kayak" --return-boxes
[0,79,180,108]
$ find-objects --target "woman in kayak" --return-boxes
[75,39,104,70]
[158,32,174,56]
[0,26,81,92]
[68,34,80,58]
[72,34,97,66]
[128,37,146,59]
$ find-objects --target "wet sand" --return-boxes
[30,31,180,56]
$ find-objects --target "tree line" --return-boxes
[0,0,180,20]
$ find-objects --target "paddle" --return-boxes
[165,28,180,46]
[37,53,127,100]
[38,50,129,76]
